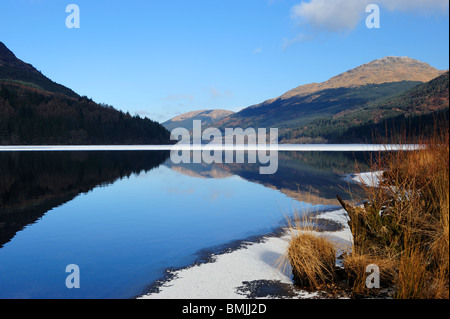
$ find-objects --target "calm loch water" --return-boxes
[0,150,370,298]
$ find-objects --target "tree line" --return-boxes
[0,82,171,145]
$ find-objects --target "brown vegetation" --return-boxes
[287,124,449,299]
[341,127,449,298]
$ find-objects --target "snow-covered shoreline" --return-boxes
[137,171,385,299]
[138,207,353,299]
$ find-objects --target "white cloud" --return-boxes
[291,0,449,32]
[133,110,180,123]
[292,0,367,32]
[134,110,165,121]
[209,86,233,100]
[282,33,313,50]
[134,109,151,117]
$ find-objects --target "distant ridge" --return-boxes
[163,109,234,131]
[263,56,445,103]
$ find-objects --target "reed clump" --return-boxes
[287,232,336,290]
[340,129,449,298]
[285,127,448,298]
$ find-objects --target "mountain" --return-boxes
[213,56,446,143]
[0,42,78,98]
[278,56,444,99]
[0,41,171,145]
[163,109,234,132]
[299,71,449,143]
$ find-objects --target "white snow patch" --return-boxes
[138,208,353,299]
[348,171,384,188]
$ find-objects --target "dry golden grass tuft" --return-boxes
[287,232,336,290]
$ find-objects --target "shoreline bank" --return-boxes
[138,206,353,299]
[138,171,382,299]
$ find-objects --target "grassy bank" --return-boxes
[288,129,449,299]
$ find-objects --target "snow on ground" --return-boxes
[343,171,383,188]
[138,170,385,299]
[138,208,353,299]
[312,208,353,266]
[139,235,301,299]
[353,171,383,187]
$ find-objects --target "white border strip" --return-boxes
[0,144,422,152]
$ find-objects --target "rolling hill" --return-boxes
[298,71,449,143]
[162,109,234,132]
[212,56,446,143]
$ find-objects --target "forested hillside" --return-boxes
[0,83,170,145]
[0,41,171,145]
[280,71,449,143]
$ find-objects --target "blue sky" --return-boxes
[0,0,448,122]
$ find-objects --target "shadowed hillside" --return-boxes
[0,42,171,145]
[209,57,446,144]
